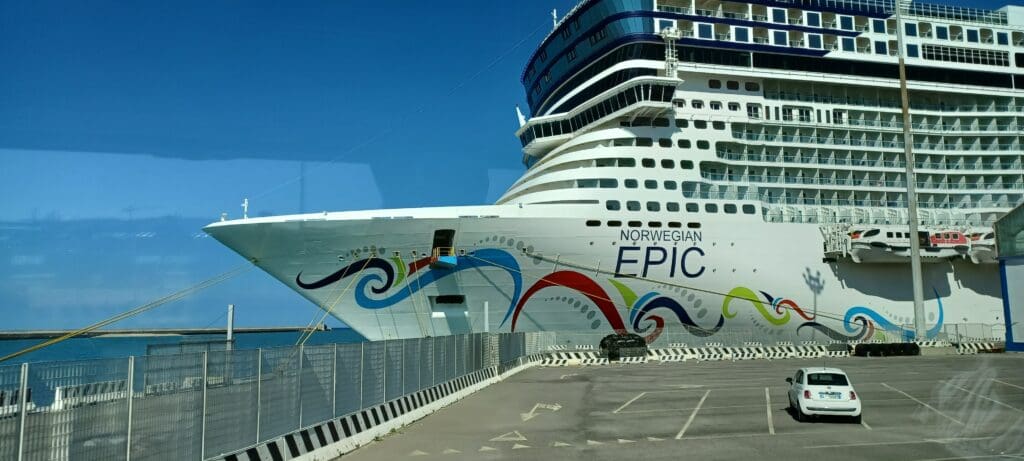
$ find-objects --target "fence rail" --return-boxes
[0,332,542,461]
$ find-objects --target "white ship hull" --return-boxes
[205,203,1001,345]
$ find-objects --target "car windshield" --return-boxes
[807,373,849,386]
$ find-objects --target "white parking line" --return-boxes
[804,437,994,450]
[613,392,647,414]
[881,382,964,426]
[765,387,775,435]
[860,419,872,430]
[993,379,1024,391]
[951,383,1024,413]
[675,390,711,440]
[912,454,1024,461]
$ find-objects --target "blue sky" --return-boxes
[0,0,1018,330]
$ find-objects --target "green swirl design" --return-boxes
[722,286,790,326]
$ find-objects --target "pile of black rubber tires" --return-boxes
[599,333,648,361]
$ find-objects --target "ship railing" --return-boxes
[656,4,691,14]
[763,92,1021,113]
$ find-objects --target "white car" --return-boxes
[787,367,862,423]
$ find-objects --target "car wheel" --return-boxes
[795,405,804,422]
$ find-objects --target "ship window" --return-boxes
[637,138,653,147]
[742,204,756,214]
[597,158,616,167]
[806,12,820,28]
[600,179,618,188]
[628,220,642,227]
[967,29,979,43]
[688,222,702,229]
[627,201,641,211]
[648,221,662,228]
[606,200,621,210]
[874,41,887,55]
[586,220,601,227]
[936,26,948,40]
[839,15,853,31]
[668,221,682,228]
[538,49,547,62]
[589,28,608,45]
[619,158,636,167]
[667,202,680,212]
[694,120,708,129]
[647,202,661,211]
[863,229,880,237]
[692,100,704,109]
[644,180,658,189]
[680,160,694,169]
[842,37,855,51]
[661,159,675,168]
[686,203,699,212]
[872,19,885,34]
[712,121,726,130]
[724,204,737,214]
[709,79,722,89]
[678,139,692,148]
[998,32,1008,45]
[664,180,677,190]
[642,158,655,168]
[653,117,670,127]
[907,44,918,58]
[745,82,759,92]
[773,30,787,46]
[726,81,739,90]
[567,48,577,62]
[659,138,672,148]
[698,23,713,39]
[905,22,917,37]
[607,220,622,227]
[728,102,740,111]
[771,8,786,24]
[710,101,722,110]
[705,203,718,213]
[625,179,638,188]
[808,34,822,49]
[734,27,749,43]
[697,140,710,149]
[675,119,689,128]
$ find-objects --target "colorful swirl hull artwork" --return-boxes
[296,249,944,342]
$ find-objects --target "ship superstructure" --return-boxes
[206,0,1022,344]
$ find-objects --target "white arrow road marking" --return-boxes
[587,440,604,446]
[521,403,563,421]
[647,437,665,442]
[618,439,635,444]
[560,373,579,380]
[479,446,498,452]
[442,448,461,454]
[490,430,527,442]
[512,443,531,449]
[409,450,429,456]
[553,441,572,447]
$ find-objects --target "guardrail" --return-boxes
[0,332,546,461]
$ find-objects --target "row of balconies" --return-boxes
[700,171,1024,191]
[716,150,1024,171]
[732,131,1022,152]
[682,186,1021,210]
[762,91,1023,113]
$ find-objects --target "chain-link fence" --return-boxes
[0,332,541,461]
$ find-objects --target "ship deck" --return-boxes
[341,355,1024,461]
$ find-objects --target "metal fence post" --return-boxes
[200,351,209,461]
[255,349,262,444]
[297,345,304,429]
[359,342,364,410]
[400,340,405,396]
[381,340,386,404]
[16,362,28,461]
[332,343,338,417]
[126,356,135,461]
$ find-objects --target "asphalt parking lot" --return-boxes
[342,355,1024,461]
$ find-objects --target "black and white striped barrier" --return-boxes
[540,351,600,366]
[216,357,542,461]
[616,356,647,364]
[916,341,952,348]
[52,380,127,410]
[957,342,1004,354]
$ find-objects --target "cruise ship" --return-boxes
[205,0,1023,345]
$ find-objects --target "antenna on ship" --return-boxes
[241,198,249,219]
[515,105,527,128]
[893,0,927,341]
[551,9,558,29]
[658,26,682,79]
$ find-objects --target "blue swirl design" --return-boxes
[632,294,725,337]
[835,287,944,340]
[295,248,523,315]
[796,317,871,341]
[296,258,394,293]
